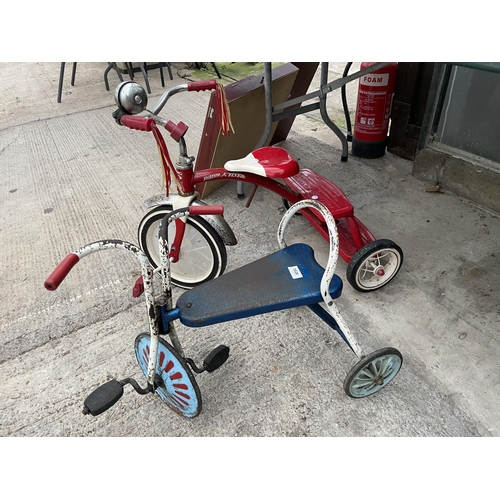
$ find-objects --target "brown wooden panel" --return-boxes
[195,63,299,198]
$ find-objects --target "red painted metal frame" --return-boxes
[147,119,375,264]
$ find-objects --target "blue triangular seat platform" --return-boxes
[177,243,343,328]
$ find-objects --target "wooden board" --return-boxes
[195,63,299,198]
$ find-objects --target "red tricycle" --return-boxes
[112,75,403,292]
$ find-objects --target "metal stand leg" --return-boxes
[138,63,151,94]
[57,63,65,103]
[71,62,77,86]
[158,63,173,86]
[236,181,245,198]
[159,63,165,87]
[211,62,222,79]
[164,62,173,80]
[125,63,134,80]
[57,62,77,103]
[104,63,123,91]
[341,62,353,142]
[319,63,349,162]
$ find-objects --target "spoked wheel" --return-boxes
[138,205,227,289]
[135,333,202,418]
[344,347,403,398]
[346,239,403,292]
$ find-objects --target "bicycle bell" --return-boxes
[114,81,148,115]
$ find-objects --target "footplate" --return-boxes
[284,169,376,262]
[284,169,354,219]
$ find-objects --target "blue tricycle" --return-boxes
[45,200,402,418]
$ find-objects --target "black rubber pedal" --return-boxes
[83,379,124,416]
[203,345,230,372]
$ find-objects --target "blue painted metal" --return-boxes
[134,333,201,418]
[161,307,180,329]
[176,243,343,328]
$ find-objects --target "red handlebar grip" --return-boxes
[44,253,80,291]
[121,115,154,131]
[189,205,224,216]
[187,80,218,92]
[165,120,189,142]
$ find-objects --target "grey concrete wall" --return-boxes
[414,148,500,213]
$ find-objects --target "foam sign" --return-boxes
[361,73,390,86]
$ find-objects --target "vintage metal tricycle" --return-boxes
[45,199,403,418]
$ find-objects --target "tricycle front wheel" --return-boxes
[346,239,403,292]
[138,205,227,289]
[344,347,403,398]
[135,333,202,418]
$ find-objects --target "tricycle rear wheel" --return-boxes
[344,347,402,398]
[346,239,403,292]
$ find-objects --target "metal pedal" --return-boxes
[82,377,153,416]
[185,345,230,373]
[203,345,230,372]
[83,379,124,416]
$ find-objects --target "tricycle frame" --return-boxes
[45,201,403,418]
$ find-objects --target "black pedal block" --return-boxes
[83,379,124,416]
[203,345,230,372]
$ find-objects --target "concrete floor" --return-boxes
[1,62,499,437]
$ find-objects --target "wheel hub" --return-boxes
[369,257,386,277]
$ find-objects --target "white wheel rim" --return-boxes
[146,220,217,284]
[356,248,401,290]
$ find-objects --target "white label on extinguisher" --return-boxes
[361,73,389,86]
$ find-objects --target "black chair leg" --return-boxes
[57,62,65,103]
[165,62,173,80]
[211,62,222,79]
[58,62,78,102]
[159,63,165,87]
[104,63,123,91]
[104,63,110,90]
[138,63,151,94]
[71,62,77,86]
[125,63,134,80]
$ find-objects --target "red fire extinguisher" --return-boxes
[352,62,398,159]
